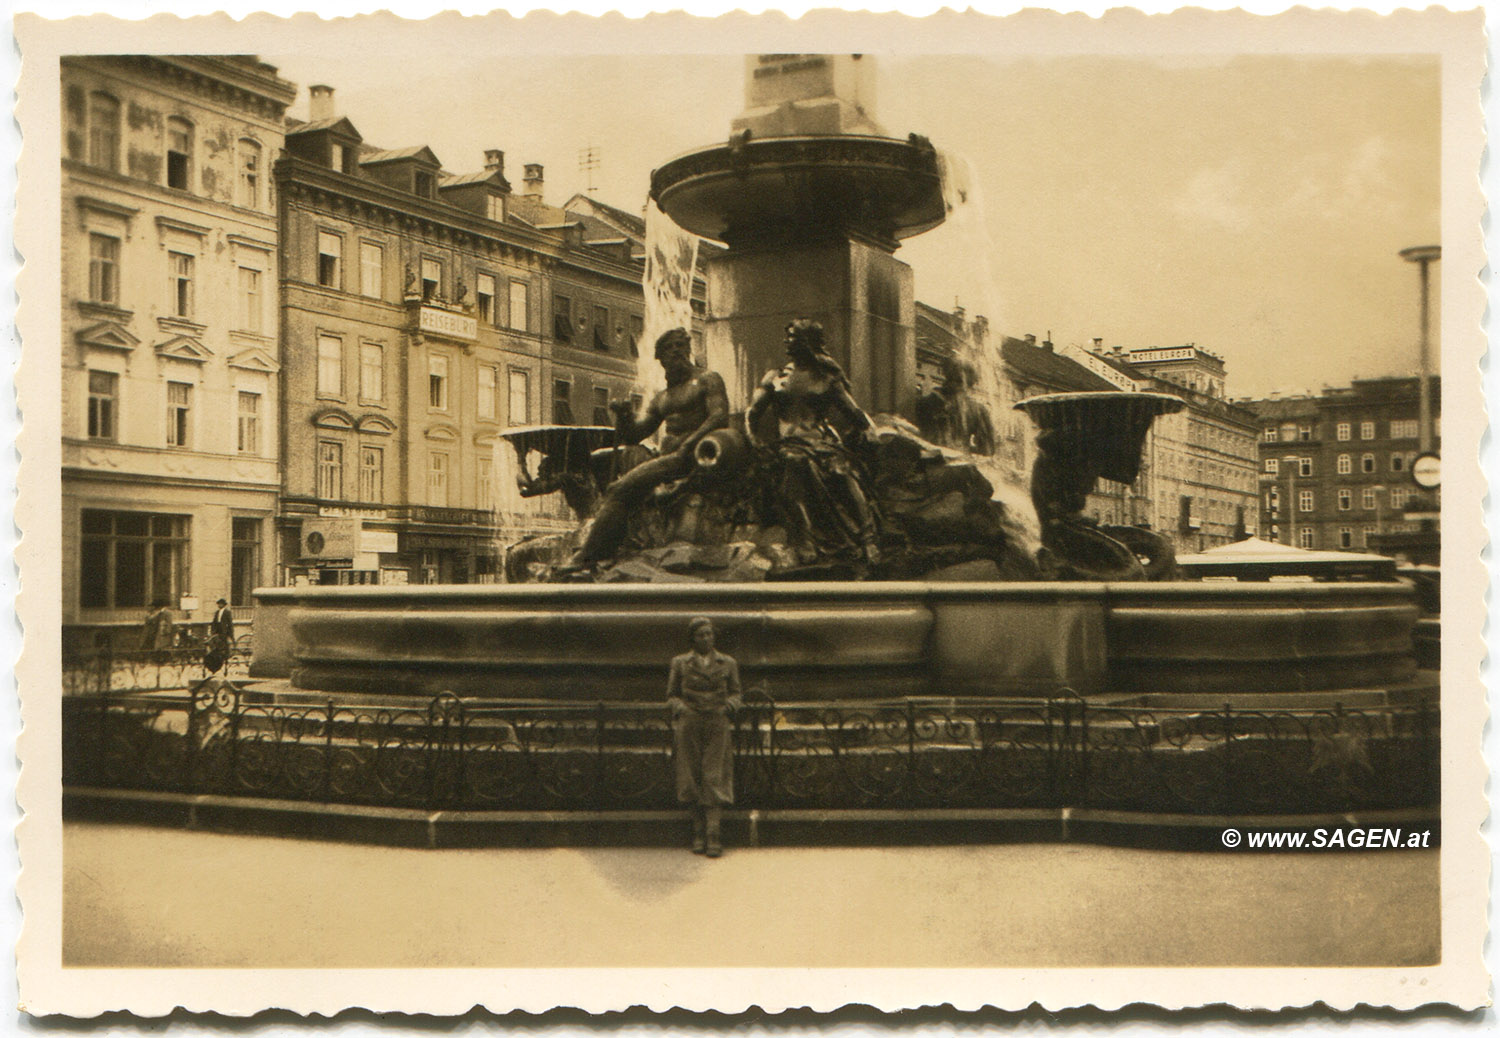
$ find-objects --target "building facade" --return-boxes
[61,55,296,650]
[274,92,686,586]
[1243,376,1441,560]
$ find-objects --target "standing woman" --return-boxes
[667,617,742,857]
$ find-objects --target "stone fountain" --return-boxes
[252,54,1422,705]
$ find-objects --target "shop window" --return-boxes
[79,510,189,610]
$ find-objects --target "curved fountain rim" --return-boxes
[650,132,938,174]
[1014,391,1187,410]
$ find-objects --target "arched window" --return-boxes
[87,92,120,170]
[166,117,194,191]
[237,139,262,209]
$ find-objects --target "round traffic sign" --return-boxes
[1411,452,1441,489]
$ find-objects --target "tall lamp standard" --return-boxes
[1399,244,1441,453]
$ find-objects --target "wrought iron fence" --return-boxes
[62,685,1439,816]
[62,646,252,696]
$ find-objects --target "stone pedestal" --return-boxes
[705,239,916,418]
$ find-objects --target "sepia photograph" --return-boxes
[13,7,1489,1017]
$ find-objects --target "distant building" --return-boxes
[1241,376,1441,562]
[60,55,296,651]
[1089,345,1261,555]
[274,88,702,586]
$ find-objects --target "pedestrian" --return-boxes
[666,616,741,857]
[140,599,175,663]
[204,598,234,674]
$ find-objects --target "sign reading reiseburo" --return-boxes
[419,306,478,341]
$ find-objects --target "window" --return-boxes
[476,274,496,324]
[1263,454,1278,473]
[1361,453,1376,474]
[79,510,189,610]
[477,458,495,512]
[87,92,120,170]
[359,242,383,299]
[478,365,497,420]
[509,280,529,332]
[1298,457,1313,477]
[427,452,449,506]
[359,446,383,502]
[508,368,531,426]
[317,231,342,288]
[88,233,120,305]
[552,378,573,424]
[592,305,610,351]
[1336,422,1351,441]
[359,343,383,402]
[1337,489,1351,511]
[1390,487,1412,509]
[1362,488,1377,510]
[317,440,343,500]
[166,117,193,191]
[1339,527,1353,549]
[237,267,262,333]
[237,140,261,209]
[1297,424,1313,441]
[421,258,441,302]
[331,143,348,173]
[553,295,574,343]
[428,353,449,410]
[1298,489,1314,512]
[1390,453,1406,472]
[1263,426,1278,443]
[1360,421,1376,440]
[236,391,260,454]
[317,335,343,396]
[1390,419,1419,439]
[1361,525,1376,547]
[592,386,610,425]
[414,170,436,199]
[1299,527,1315,549]
[169,252,194,319]
[230,517,261,608]
[1337,453,1351,475]
[165,381,191,448]
[629,314,644,357]
[486,194,505,222]
[1267,487,1280,512]
[87,370,117,440]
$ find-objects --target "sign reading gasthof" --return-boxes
[419,306,478,341]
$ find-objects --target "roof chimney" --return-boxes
[1092,337,1103,350]
[484,149,505,175]
[523,163,544,201]
[308,84,336,122]
[1024,333,1037,346]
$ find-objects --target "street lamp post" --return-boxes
[1399,245,1441,454]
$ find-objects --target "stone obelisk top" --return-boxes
[731,54,883,138]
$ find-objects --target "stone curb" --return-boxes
[63,787,1440,851]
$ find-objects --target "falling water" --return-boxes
[638,200,701,409]
[933,147,1041,552]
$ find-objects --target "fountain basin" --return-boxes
[650,134,945,250]
[251,581,1419,700]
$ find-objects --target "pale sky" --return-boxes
[267,52,1441,399]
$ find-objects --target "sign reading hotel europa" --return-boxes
[418,306,478,341]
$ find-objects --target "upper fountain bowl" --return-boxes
[650,134,946,252]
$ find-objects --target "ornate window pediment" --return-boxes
[154,334,212,363]
[228,346,280,374]
[312,407,356,430]
[357,414,397,436]
[424,423,459,442]
[75,320,139,353]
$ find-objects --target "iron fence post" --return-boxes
[323,699,336,802]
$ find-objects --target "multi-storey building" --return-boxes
[1242,376,1441,561]
[61,55,296,651]
[1086,345,1260,555]
[274,88,696,585]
